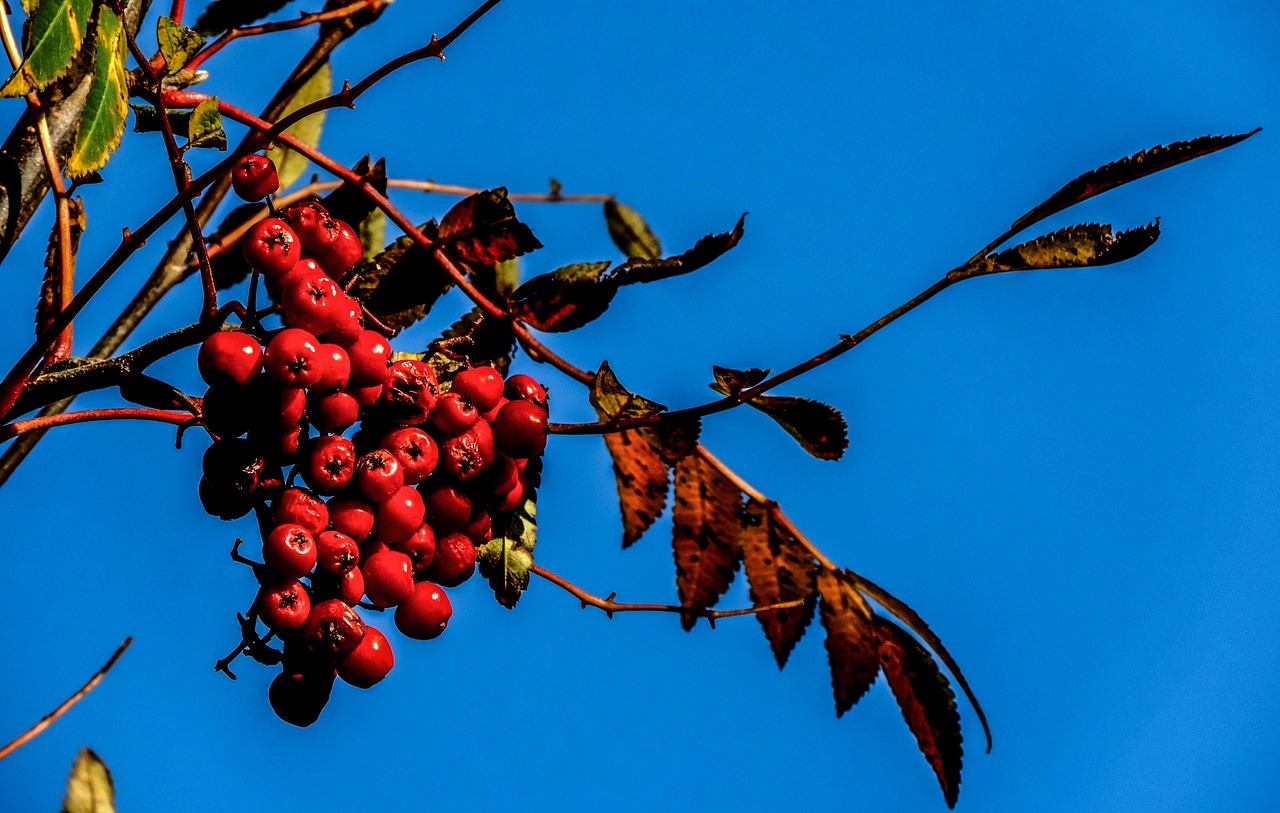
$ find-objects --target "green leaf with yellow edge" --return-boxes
[66,7,128,178]
[956,221,1161,280]
[63,747,116,813]
[0,0,92,97]
[265,61,331,190]
[185,97,226,150]
[156,15,204,75]
[605,200,662,260]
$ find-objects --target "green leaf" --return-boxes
[62,747,116,813]
[509,261,615,332]
[359,209,385,262]
[265,61,331,190]
[156,15,204,75]
[437,187,543,266]
[194,0,293,35]
[605,200,662,260]
[185,96,226,150]
[66,7,128,178]
[348,222,453,330]
[492,258,521,299]
[958,221,1161,280]
[130,103,190,135]
[0,0,92,97]
[476,458,541,608]
[590,360,666,420]
[712,368,848,461]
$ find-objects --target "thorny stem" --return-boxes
[185,0,382,72]
[0,637,133,761]
[0,408,196,442]
[529,564,808,625]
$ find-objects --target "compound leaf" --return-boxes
[63,747,116,813]
[818,568,880,715]
[961,221,1161,279]
[605,200,661,260]
[265,61,331,190]
[156,15,204,75]
[194,0,293,34]
[0,0,92,97]
[438,187,542,266]
[876,615,964,809]
[741,500,818,668]
[66,7,128,178]
[671,451,743,629]
[604,429,669,548]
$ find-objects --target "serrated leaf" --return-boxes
[437,187,543,266]
[265,61,331,190]
[156,16,204,75]
[65,8,127,177]
[818,569,879,715]
[509,261,615,332]
[38,196,85,336]
[876,615,964,809]
[590,360,665,420]
[604,429,668,548]
[194,0,293,35]
[711,372,848,461]
[1007,130,1261,237]
[671,452,743,629]
[711,365,769,397]
[477,473,538,609]
[0,0,92,97]
[609,214,746,286]
[185,96,226,150]
[433,307,516,375]
[62,747,116,813]
[605,200,661,260]
[640,415,701,465]
[741,501,818,668]
[961,221,1161,279]
[348,222,452,330]
[320,155,387,230]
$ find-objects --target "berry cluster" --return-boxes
[199,155,550,726]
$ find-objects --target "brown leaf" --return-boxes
[610,213,746,286]
[876,615,964,809]
[603,429,669,548]
[672,453,743,629]
[437,187,542,266]
[962,221,1160,279]
[817,569,879,715]
[740,501,818,668]
[640,415,701,465]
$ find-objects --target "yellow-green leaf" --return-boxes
[66,7,128,178]
[186,96,226,150]
[62,748,116,813]
[956,221,1160,280]
[156,15,205,75]
[265,61,331,190]
[605,200,662,260]
[0,0,92,97]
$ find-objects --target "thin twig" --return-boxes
[0,408,196,442]
[186,0,383,72]
[0,637,133,761]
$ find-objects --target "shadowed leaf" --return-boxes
[359,209,385,262]
[38,196,85,336]
[118,374,189,411]
[509,261,615,332]
[156,16,204,75]
[63,747,115,813]
[349,221,453,330]
[0,0,92,97]
[66,8,128,177]
[320,155,387,230]
[876,615,964,809]
[672,452,743,629]
[741,501,818,668]
[605,200,661,260]
[433,308,516,375]
[818,569,879,714]
[604,429,668,547]
[610,213,746,286]
[185,97,226,150]
[960,222,1161,279]
[438,187,542,266]
[265,61,331,190]
[1007,130,1261,237]
[477,458,540,608]
[590,360,665,420]
[208,203,263,289]
[641,415,701,465]
[194,0,293,34]
[712,370,848,460]
[712,365,769,397]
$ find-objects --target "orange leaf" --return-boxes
[817,569,879,715]
[741,501,817,668]
[603,429,669,548]
[672,452,743,629]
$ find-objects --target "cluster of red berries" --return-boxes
[199,154,550,726]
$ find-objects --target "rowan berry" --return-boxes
[492,399,549,459]
[337,626,394,688]
[393,581,452,640]
[232,154,280,201]
[198,330,263,388]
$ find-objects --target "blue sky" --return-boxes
[1,1,1277,811]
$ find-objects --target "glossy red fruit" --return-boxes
[393,523,436,577]
[308,390,359,434]
[321,296,364,346]
[480,396,508,423]
[327,497,375,542]
[312,344,351,391]
[419,480,472,534]
[371,486,425,544]
[440,429,492,481]
[274,487,329,535]
[263,328,322,388]
[459,510,492,546]
[430,391,479,435]
[381,427,437,485]
[318,219,365,277]
[242,218,300,277]
[312,566,365,606]
[283,201,340,255]
[232,154,280,201]
[346,330,393,387]
[315,530,360,575]
[349,383,383,406]
[493,477,526,513]
[302,598,365,659]
[198,330,263,387]
[337,626,394,688]
[354,450,404,503]
[394,581,453,640]
[381,359,439,424]
[451,366,504,412]
[277,387,307,427]
[281,273,343,335]
[361,550,415,607]
[426,533,478,587]
[268,668,334,727]
[201,437,266,497]
[257,580,311,631]
[492,399,549,459]
[503,373,547,409]
[262,523,318,579]
[303,435,356,494]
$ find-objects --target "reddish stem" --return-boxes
[185,0,384,73]
[0,409,194,442]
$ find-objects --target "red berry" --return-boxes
[430,391,479,435]
[199,475,254,520]
[346,330,393,388]
[321,296,364,346]
[318,219,365,277]
[337,626,394,688]
[451,366,504,412]
[394,582,453,640]
[381,427,437,485]
[277,387,307,427]
[492,399,549,459]
[419,480,472,534]
[371,486,425,544]
[460,510,492,546]
[315,530,360,575]
[302,599,365,659]
[263,328,322,388]
[198,330,263,387]
[381,359,439,424]
[303,435,356,494]
[257,580,311,632]
[349,383,384,406]
[242,218,300,277]
[312,344,351,391]
[493,476,526,513]
[393,523,437,577]
[281,273,343,335]
[283,201,340,255]
[268,668,333,727]
[439,428,492,481]
[354,450,404,503]
[274,487,329,535]
[361,550,415,607]
[262,523,318,579]
[232,154,280,201]
[427,533,477,587]
[200,384,254,439]
[308,390,359,434]
[312,566,365,606]
[327,496,375,542]
[503,373,547,409]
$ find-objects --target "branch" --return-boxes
[186,0,385,72]
[0,408,196,442]
[0,637,133,761]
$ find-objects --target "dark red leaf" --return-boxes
[817,569,879,714]
[610,213,746,286]
[437,187,542,266]
[741,501,818,668]
[672,452,743,629]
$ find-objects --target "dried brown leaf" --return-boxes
[603,429,669,548]
[740,501,818,668]
[672,453,743,629]
[818,568,879,715]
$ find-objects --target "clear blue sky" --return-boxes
[1,1,1277,811]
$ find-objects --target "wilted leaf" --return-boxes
[605,200,662,260]
[604,429,668,548]
[0,0,92,97]
[185,97,226,150]
[712,370,848,461]
[590,360,665,420]
[66,8,128,177]
[741,501,817,668]
[156,16,205,75]
[508,261,616,332]
[1007,130,1261,237]
[320,155,387,230]
[437,188,542,266]
[265,61,331,190]
[38,196,85,336]
[671,452,743,629]
[960,221,1161,279]
[348,222,453,330]
[712,365,769,397]
[876,615,964,809]
[818,569,879,715]
[63,747,116,813]
[194,0,294,34]
[610,214,746,286]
